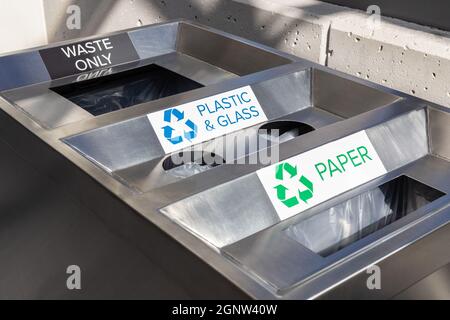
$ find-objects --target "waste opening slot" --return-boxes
[162,151,224,179]
[286,175,445,257]
[51,64,203,116]
[258,121,315,144]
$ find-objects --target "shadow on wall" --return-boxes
[323,0,450,35]
[43,0,350,60]
[45,0,447,54]
[44,0,442,52]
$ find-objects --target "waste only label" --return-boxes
[148,86,267,153]
[257,131,387,220]
[39,33,139,79]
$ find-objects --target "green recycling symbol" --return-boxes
[274,162,314,208]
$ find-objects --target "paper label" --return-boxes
[257,131,387,220]
[148,86,267,153]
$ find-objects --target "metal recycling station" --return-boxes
[0,21,449,299]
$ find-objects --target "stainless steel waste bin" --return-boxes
[0,20,448,299]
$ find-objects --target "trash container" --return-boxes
[0,20,449,300]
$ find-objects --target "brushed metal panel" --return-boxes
[155,52,236,86]
[313,69,400,118]
[223,230,326,291]
[129,22,178,59]
[160,174,279,248]
[66,116,164,172]
[252,69,311,119]
[366,108,428,171]
[3,88,92,128]
[394,263,450,300]
[429,108,450,161]
[177,23,292,76]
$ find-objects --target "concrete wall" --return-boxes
[323,0,450,32]
[0,0,47,54]
[2,0,450,108]
[43,0,328,64]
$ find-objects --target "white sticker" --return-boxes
[147,86,267,153]
[257,131,387,220]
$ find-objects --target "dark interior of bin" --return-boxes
[258,121,315,141]
[286,175,445,257]
[162,151,224,171]
[52,64,203,116]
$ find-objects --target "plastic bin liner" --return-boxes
[166,163,214,179]
[259,121,315,144]
[286,176,445,256]
[52,64,203,116]
[163,151,224,179]
[259,129,301,144]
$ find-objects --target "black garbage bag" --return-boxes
[53,64,203,116]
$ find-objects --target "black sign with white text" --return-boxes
[39,33,139,79]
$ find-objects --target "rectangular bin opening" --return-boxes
[286,175,445,257]
[52,64,204,116]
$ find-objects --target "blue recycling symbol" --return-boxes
[162,108,198,145]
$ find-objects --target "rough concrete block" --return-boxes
[43,0,329,63]
[328,10,450,107]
